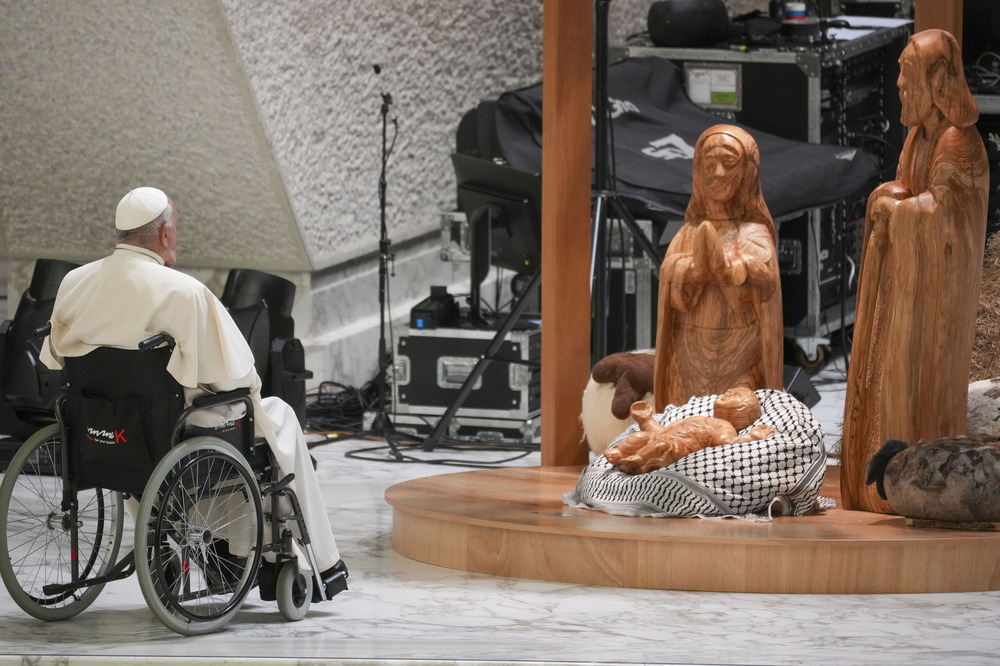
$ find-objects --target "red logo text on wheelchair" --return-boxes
[214,420,242,434]
[86,426,127,445]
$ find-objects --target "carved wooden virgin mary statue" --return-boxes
[841,29,990,513]
[653,125,783,412]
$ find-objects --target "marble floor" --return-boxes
[2,354,1000,666]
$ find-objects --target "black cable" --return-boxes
[624,30,649,44]
[615,214,628,349]
[848,131,900,181]
[340,417,538,467]
[492,265,502,314]
[836,200,851,376]
[343,440,537,469]
[305,368,540,468]
[304,379,377,434]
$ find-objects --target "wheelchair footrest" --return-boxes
[261,472,295,496]
[42,550,136,596]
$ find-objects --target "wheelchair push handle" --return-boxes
[33,324,173,353]
[138,332,176,352]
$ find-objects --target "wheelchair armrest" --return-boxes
[138,332,175,352]
[173,388,256,452]
[190,387,252,409]
[280,369,314,382]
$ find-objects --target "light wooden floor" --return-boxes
[386,464,1000,594]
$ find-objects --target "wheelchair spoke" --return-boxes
[1,426,124,621]
[136,440,262,635]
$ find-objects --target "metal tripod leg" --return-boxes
[421,269,541,452]
[591,191,661,363]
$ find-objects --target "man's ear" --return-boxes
[158,221,171,248]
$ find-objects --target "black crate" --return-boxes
[392,326,540,421]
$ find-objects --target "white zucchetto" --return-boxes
[115,187,168,231]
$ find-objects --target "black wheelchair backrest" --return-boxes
[62,345,184,496]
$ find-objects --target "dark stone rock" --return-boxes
[884,436,1000,522]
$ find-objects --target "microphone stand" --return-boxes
[368,65,403,460]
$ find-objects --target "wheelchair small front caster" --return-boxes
[276,562,312,621]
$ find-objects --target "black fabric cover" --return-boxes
[63,346,184,495]
[494,57,880,220]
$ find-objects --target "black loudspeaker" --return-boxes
[221,269,313,427]
[455,101,501,161]
[221,268,296,339]
[648,0,730,48]
[783,364,821,409]
[0,258,80,439]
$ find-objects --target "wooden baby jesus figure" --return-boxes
[841,29,990,513]
[604,386,775,475]
[653,125,783,413]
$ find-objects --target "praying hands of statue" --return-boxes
[603,386,775,475]
[670,221,746,312]
[691,220,748,287]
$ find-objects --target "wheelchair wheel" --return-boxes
[134,437,263,636]
[0,423,125,621]
[276,561,312,621]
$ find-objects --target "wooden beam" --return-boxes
[914,0,963,45]
[540,0,592,466]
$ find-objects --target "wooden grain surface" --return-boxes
[653,126,783,413]
[386,465,1000,594]
[839,29,989,513]
[539,0,591,467]
[915,0,963,45]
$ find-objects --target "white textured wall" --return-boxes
[217,0,650,269]
[0,0,652,271]
[0,0,308,270]
[730,0,768,14]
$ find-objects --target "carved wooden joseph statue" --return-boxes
[654,125,783,412]
[841,29,990,513]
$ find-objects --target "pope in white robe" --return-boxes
[40,186,346,599]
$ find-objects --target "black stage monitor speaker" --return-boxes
[783,364,821,408]
[451,154,542,321]
[221,268,312,427]
[451,154,542,276]
[648,0,730,48]
[0,258,80,439]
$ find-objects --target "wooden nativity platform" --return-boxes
[385,464,1000,594]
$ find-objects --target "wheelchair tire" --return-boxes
[0,423,125,621]
[134,437,263,636]
[276,560,312,621]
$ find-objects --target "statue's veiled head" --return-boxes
[898,29,978,129]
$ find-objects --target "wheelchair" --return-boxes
[0,333,327,635]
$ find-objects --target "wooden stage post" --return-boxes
[915,0,963,45]
[540,0,592,466]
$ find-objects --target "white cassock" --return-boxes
[41,244,341,572]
